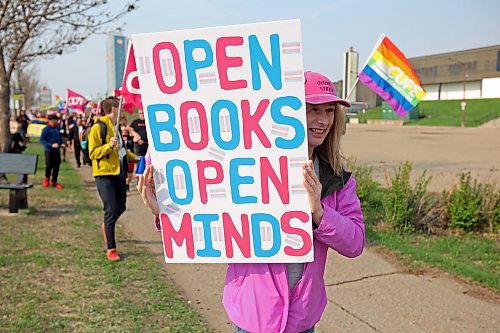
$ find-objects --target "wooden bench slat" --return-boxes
[0,184,33,190]
[0,153,38,174]
[0,153,39,213]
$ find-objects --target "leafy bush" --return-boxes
[448,172,482,232]
[479,183,500,233]
[346,157,384,222]
[413,190,450,234]
[383,161,431,234]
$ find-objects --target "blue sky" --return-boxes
[38,0,500,100]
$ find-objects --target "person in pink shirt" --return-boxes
[137,71,365,333]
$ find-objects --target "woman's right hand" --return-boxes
[137,164,159,216]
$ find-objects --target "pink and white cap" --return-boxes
[304,71,351,107]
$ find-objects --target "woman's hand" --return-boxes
[302,160,323,226]
[137,164,159,216]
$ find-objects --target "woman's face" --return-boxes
[306,102,336,152]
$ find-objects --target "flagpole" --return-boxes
[115,39,132,143]
[65,89,69,114]
[345,77,359,102]
[347,33,386,104]
[359,33,386,70]
[116,95,124,145]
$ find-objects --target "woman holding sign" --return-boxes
[138,71,364,333]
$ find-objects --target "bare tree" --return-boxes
[16,64,40,108]
[0,0,139,152]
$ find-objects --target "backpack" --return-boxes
[81,120,107,164]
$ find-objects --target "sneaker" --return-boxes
[42,178,50,187]
[52,182,63,189]
[106,249,121,261]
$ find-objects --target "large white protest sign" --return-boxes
[132,20,313,263]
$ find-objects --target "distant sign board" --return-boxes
[27,123,46,137]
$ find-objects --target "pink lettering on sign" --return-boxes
[216,36,247,90]
[241,99,271,149]
[180,101,209,150]
[281,211,312,256]
[161,213,195,259]
[153,42,183,94]
[222,213,251,258]
[260,156,289,204]
[197,160,224,204]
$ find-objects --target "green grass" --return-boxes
[365,224,500,291]
[0,142,211,333]
[357,98,500,127]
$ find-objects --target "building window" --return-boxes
[497,51,500,71]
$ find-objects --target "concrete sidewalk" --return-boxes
[75,163,499,333]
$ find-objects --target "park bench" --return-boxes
[0,153,38,213]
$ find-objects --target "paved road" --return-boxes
[343,124,500,191]
[75,124,499,332]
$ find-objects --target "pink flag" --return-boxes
[121,44,143,114]
[67,89,88,112]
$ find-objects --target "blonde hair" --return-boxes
[314,104,346,174]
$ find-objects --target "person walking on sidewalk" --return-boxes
[89,96,137,262]
[129,110,148,158]
[137,71,365,332]
[67,116,86,168]
[40,114,65,189]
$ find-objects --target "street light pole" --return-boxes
[449,57,467,127]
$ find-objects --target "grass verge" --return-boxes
[366,225,499,292]
[356,98,500,126]
[0,142,211,333]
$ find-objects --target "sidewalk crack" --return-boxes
[330,300,383,332]
[326,271,403,287]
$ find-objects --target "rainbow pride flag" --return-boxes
[359,34,425,117]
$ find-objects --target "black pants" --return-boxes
[95,175,127,249]
[44,150,61,183]
[73,143,82,166]
[82,148,91,165]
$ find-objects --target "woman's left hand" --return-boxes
[137,165,159,216]
[302,160,323,226]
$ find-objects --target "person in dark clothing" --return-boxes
[16,110,29,141]
[9,119,26,153]
[120,124,136,191]
[0,119,27,184]
[39,114,65,189]
[129,110,148,157]
[58,113,69,162]
[67,117,86,167]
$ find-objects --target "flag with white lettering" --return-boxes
[359,34,426,117]
[66,89,88,113]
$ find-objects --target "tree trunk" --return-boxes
[0,69,11,153]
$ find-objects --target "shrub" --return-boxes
[448,172,482,232]
[346,157,383,221]
[383,161,431,234]
[413,190,450,234]
[478,183,499,233]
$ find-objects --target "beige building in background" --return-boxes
[337,44,500,110]
[410,45,500,101]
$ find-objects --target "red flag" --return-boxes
[121,44,142,114]
[67,89,88,112]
